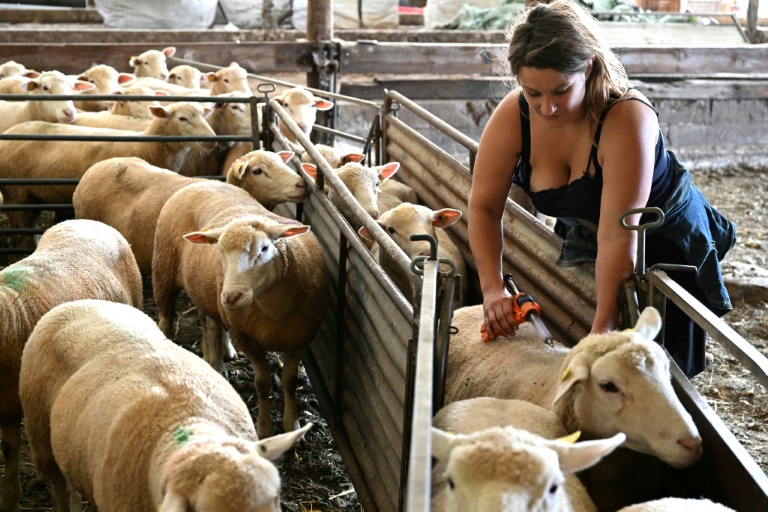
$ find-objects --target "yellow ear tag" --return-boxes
[560,367,571,382]
[557,431,581,444]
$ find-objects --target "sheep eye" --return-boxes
[548,484,558,494]
[224,78,230,83]
[144,61,149,66]
[252,167,263,176]
[599,381,619,393]
[261,245,269,253]
[386,227,397,235]
[178,116,188,123]
[42,85,49,92]
[448,478,455,490]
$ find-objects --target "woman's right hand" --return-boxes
[482,288,520,341]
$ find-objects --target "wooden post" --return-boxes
[307,0,334,42]
[306,0,337,146]
[747,0,761,43]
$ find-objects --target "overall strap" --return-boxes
[519,91,531,162]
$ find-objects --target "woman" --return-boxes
[468,0,735,378]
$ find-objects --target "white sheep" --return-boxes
[73,110,152,131]
[0,60,33,80]
[206,62,251,96]
[0,220,142,512]
[617,497,736,511]
[432,397,626,512]
[72,64,135,112]
[0,102,216,242]
[301,160,401,228]
[299,143,366,169]
[109,85,168,118]
[358,202,467,306]
[129,46,175,79]
[127,75,213,98]
[274,86,334,145]
[0,70,95,132]
[0,75,32,94]
[152,181,329,438]
[378,177,419,213]
[19,298,311,512]
[167,64,204,89]
[180,91,253,177]
[74,151,307,275]
[445,305,704,509]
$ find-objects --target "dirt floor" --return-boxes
[2,164,768,511]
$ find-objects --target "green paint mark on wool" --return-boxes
[0,266,30,292]
[172,426,190,446]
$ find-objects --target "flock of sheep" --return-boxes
[0,47,737,511]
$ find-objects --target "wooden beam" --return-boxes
[0,8,103,24]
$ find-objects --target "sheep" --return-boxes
[109,85,167,118]
[0,70,95,133]
[152,180,330,438]
[0,75,32,94]
[206,61,251,96]
[19,298,311,512]
[167,64,204,89]
[358,202,467,306]
[432,397,627,512]
[180,91,254,177]
[378,177,419,213]
[127,75,213,98]
[72,64,135,112]
[129,46,175,79]
[274,86,334,146]
[299,143,366,169]
[617,498,736,511]
[445,305,703,509]
[73,111,152,131]
[0,60,35,80]
[0,219,142,512]
[301,160,401,229]
[74,151,307,275]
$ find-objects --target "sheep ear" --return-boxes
[376,162,400,181]
[183,229,222,245]
[550,433,626,474]
[129,56,138,67]
[149,106,169,118]
[633,307,662,340]
[553,354,590,405]
[232,161,248,180]
[202,107,213,118]
[24,70,41,79]
[358,226,374,243]
[431,427,458,463]
[256,423,313,461]
[21,79,39,92]
[159,490,189,512]
[277,150,294,163]
[314,98,334,110]
[202,72,215,83]
[163,46,177,58]
[301,163,318,181]
[432,208,462,229]
[342,153,366,164]
[73,81,96,92]
[268,224,310,240]
[117,73,135,85]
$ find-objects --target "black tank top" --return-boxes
[511,92,673,224]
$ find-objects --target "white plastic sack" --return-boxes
[95,0,218,29]
[292,0,398,30]
[219,0,293,29]
[424,0,502,29]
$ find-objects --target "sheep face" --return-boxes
[554,307,702,468]
[149,102,216,151]
[168,65,203,89]
[75,65,134,111]
[274,87,333,142]
[184,217,311,312]
[212,92,252,145]
[24,70,94,124]
[129,47,175,80]
[208,62,251,96]
[0,60,27,79]
[111,86,164,118]
[370,203,462,258]
[228,150,308,207]
[432,426,625,512]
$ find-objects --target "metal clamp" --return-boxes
[408,234,456,276]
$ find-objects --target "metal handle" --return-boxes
[620,207,665,277]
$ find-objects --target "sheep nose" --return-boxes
[62,109,76,123]
[222,291,243,308]
[678,435,703,458]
